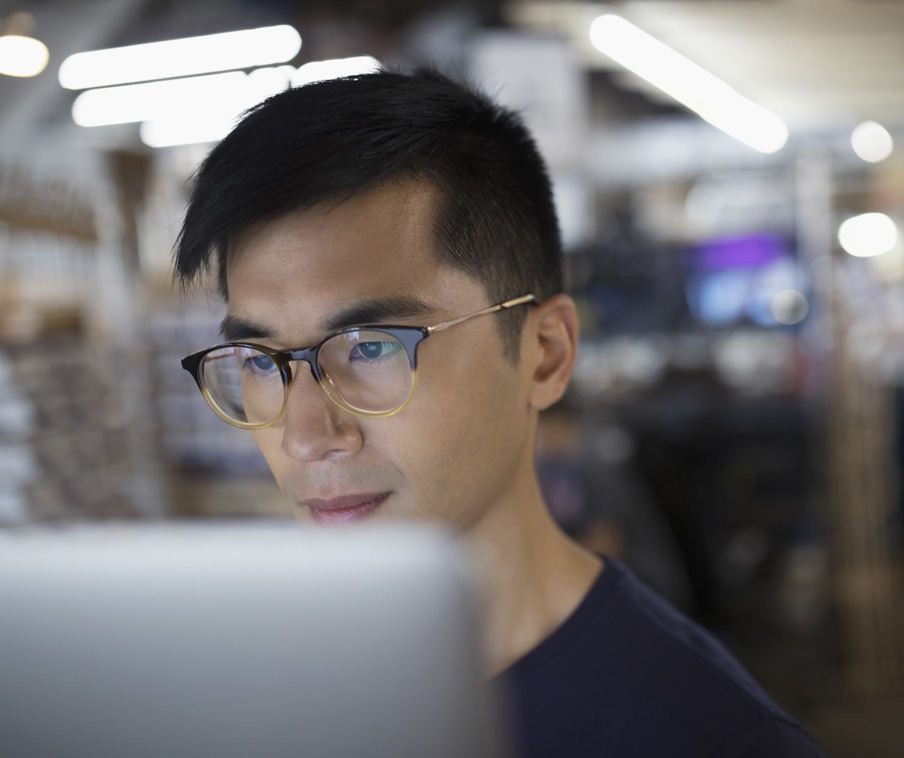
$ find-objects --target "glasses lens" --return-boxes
[318,330,413,414]
[200,346,285,426]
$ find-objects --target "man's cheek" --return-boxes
[251,430,284,480]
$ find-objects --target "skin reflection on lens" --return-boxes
[235,348,283,425]
[204,349,248,422]
[320,331,412,412]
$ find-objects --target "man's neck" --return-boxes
[463,482,603,677]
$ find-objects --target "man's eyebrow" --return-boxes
[322,296,435,332]
[219,297,436,344]
[219,315,272,342]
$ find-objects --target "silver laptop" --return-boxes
[0,523,506,758]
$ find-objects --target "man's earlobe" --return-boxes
[528,294,580,411]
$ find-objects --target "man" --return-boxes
[175,68,821,757]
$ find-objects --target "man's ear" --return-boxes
[526,294,580,411]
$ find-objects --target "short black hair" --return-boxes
[173,67,562,358]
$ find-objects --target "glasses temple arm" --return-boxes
[426,294,536,335]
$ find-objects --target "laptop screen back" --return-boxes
[0,524,504,758]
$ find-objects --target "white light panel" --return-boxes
[59,25,301,90]
[589,14,788,154]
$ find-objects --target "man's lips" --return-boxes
[302,493,389,526]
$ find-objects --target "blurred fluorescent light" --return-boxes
[134,56,381,147]
[59,25,301,90]
[851,121,893,163]
[250,65,298,90]
[140,116,236,148]
[0,34,49,77]
[72,72,251,126]
[293,55,380,86]
[74,56,382,130]
[838,213,898,257]
[139,68,294,147]
[589,14,788,154]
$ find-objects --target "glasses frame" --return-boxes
[181,294,537,430]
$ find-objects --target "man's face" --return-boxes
[224,181,539,534]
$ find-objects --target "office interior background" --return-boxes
[0,0,902,753]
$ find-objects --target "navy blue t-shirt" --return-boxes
[494,559,822,757]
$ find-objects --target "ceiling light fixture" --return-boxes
[0,11,48,77]
[131,56,380,148]
[838,213,898,258]
[293,55,380,86]
[140,116,239,150]
[0,34,48,77]
[589,14,788,154]
[72,55,380,136]
[851,121,894,163]
[59,25,301,90]
[72,72,252,127]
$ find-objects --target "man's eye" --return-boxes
[351,341,402,361]
[243,353,277,373]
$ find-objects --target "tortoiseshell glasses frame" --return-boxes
[181,294,537,430]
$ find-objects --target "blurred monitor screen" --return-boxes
[0,524,504,758]
[684,233,805,327]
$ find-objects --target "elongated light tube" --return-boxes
[293,55,380,86]
[138,68,295,147]
[590,14,788,153]
[140,117,238,149]
[72,72,251,126]
[137,56,381,147]
[59,25,301,89]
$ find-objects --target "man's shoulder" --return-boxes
[506,558,775,706]
[604,558,776,707]
[499,559,822,757]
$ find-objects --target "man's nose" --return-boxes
[279,361,364,462]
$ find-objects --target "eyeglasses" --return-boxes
[181,294,537,430]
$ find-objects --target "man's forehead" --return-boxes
[226,179,441,263]
[219,179,478,343]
